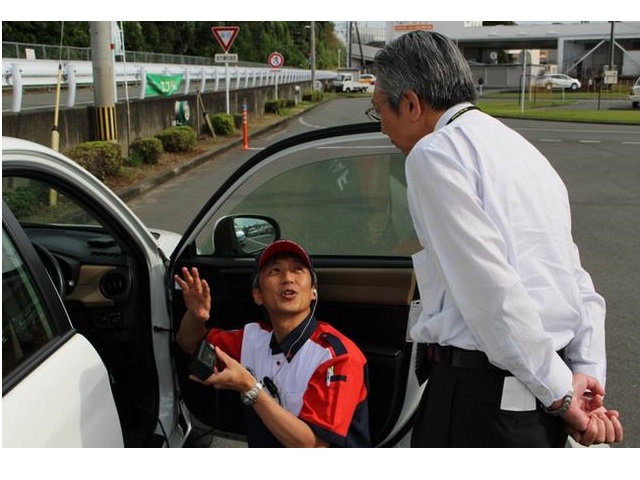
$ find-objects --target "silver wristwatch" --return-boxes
[545,386,574,416]
[240,381,264,406]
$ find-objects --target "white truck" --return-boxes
[330,70,370,93]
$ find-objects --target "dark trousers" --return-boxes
[411,363,568,447]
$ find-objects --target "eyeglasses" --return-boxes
[365,105,381,122]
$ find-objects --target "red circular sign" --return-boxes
[268,52,284,69]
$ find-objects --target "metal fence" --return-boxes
[2,41,267,68]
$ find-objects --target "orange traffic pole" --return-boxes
[242,104,249,150]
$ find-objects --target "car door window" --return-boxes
[195,133,419,257]
[2,176,98,226]
[2,228,59,379]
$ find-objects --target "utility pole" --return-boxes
[609,21,616,71]
[310,21,316,91]
[90,21,117,142]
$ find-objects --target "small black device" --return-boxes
[189,340,217,381]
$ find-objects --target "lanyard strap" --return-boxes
[446,105,480,125]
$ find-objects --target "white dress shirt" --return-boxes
[406,103,606,406]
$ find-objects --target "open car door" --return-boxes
[170,123,425,447]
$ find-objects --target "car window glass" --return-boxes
[195,139,419,257]
[2,176,98,226]
[2,228,60,379]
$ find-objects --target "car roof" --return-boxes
[2,136,52,152]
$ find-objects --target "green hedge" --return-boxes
[128,137,164,166]
[64,141,123,181]
[155,125,197,152]
[211,113,235,135]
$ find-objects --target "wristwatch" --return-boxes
[240,381,264,406]
[545,386,574,416]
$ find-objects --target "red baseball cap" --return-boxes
[256,239,313,271]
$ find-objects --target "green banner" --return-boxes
[145,73,184,97]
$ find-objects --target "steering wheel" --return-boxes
[32,242,66,296]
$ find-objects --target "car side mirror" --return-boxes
[213,215,280,256]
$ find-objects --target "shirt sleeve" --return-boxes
[206,328,244,361]
[565,243,607,385]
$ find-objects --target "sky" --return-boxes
[2,1,626,21]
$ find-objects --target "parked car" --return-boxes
[536,73,582,90]
[2,126,423,447]
[359,73,376,85]
[629,76,640,108]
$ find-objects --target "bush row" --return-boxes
[62,92,325,181]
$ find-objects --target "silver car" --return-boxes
[3,125,423,447]
[536,73,582,90]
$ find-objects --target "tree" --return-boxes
[2,21,344,68]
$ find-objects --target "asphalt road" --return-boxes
[127,97,640,448]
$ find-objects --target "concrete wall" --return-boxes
[2,82,307,152]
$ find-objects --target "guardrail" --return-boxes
[2,58,336,112]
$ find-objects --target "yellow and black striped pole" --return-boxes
[93,105,118,141]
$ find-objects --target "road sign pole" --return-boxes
[225,61,230,114]
[211,26,240,115]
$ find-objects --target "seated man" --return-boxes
[175,239,371,447]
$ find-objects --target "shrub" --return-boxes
[155,125,197,152]
[64,141,123,181]
[2,184,42,218]
[211,113,235,135]
[129,137,164,165]
[302,90,324,102]
[264,100,280,114]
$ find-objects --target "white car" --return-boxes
[536,73,582,90]
[629,76,640,108]
[359,74,376,85]
[2,127,424,447]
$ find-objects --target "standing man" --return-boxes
[175,239,370,447]
[370,30,622,447]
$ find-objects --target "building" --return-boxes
[347,21,640,87]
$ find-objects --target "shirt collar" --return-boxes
[269,315,317,361]
[435,102,475,131]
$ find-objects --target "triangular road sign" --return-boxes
[211,26,240,53]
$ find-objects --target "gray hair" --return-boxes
[373,30,477,111]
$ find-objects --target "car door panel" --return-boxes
[171,124,423,446]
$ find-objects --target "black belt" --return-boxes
[426,344,504,371]
[425,344,566,372]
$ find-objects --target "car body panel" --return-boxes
[2,137,188,447]
[2,334,124,447]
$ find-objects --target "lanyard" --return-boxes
[446,105,480,125]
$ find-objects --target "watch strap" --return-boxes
[545,386,574,416]
[240,381,264,406]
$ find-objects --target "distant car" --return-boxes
[536,73,582,91]
[359,74,376,85]
[235,229,247,245]
[629,76,640,108]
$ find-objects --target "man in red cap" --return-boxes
[175,239,370,447]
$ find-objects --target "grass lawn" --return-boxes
[477,90,640,125]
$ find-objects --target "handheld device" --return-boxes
[189,340,217,381]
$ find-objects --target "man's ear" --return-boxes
[252,287,263,306]
[404,90,423,120]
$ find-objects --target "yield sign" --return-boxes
[211,26,239,53]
